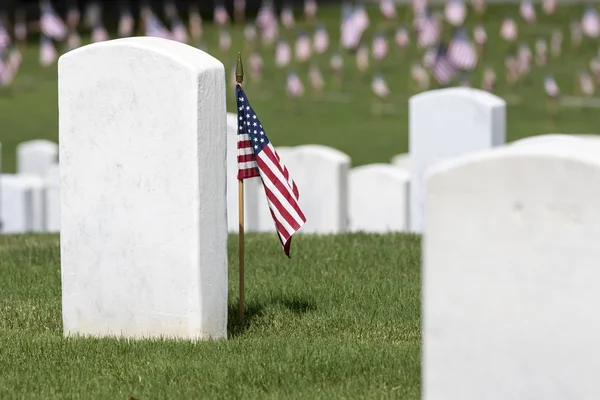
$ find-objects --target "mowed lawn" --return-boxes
[2,4,600,173]
[0,233,420,399]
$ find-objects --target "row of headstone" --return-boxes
[0,140,60,234]
[423,133,600,399]
[225,87,508,235]
[15,88,593,236]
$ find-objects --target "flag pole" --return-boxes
[236,52,245,320]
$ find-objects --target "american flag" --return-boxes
[395,26,410,49]
[236,85,306,257]
[118,9,135,38]
[417,11,440,48]
[520,0,536,23]
[543,0,556,15]
[544,75,559,98]
[500,17,517,41]
[305,0,318,19]
[0,24,10,50]
[447,29,477,71]
[473,24,487,46]
[281,6,295,29]
[444,0,466,27]
[145,14,170,39]
[171,17,189,43]
[214,4,229,26]
[432,44,457,85]
[380,0,396,19]
[313,24,329,54]
[40,6,67,41]
[582,7,600,38]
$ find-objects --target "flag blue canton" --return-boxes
[237,87,270,154]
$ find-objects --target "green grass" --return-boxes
[2,4,600,173]
[0,233,421,399]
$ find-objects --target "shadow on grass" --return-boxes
[227,294,317,338]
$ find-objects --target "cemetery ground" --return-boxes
[0,233,420,398]
[2,5,600,173]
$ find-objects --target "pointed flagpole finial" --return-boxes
[236,52,244,85]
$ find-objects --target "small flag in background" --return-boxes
[380,0,396,19]
[67,30,81,50]
[579,69,595,96]
[236,85,306,257]
[432,44,457,85]
[500,16,518,41]
[313,24,329,54]
[0,23,10,50]
[40,1,67,41]
[286,71,305,97]
[445,0,466,27]
[582,7,600,38]
[118,8,135,38]
[244,23,257,43]
[395,25,409,49]
[40,34,57,67]
[372,33,388,61]
[275,39,291,68]
[281,5,295,29]
[520,0,536,24]
[295,31,312,62]
[356,45,369,72]
[219,29,232,52]
[417,10,440,48]
[544,75,559,98]
[571,19,583,47]
[305,0,318,20]
[543,0,556,15]
[473,24,487,47]
[214,3,230,26]
[171,17,189,43]
[447,28,477,71]
[91,21,109,43]
[14,13,27,43]
[372,72,389,99]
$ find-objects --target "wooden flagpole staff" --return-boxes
[236,53,245,320]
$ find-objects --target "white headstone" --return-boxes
[409,87,505,233]
[17,139,59,177]
[278,145,350,234]
[18,174,46,232]
[58,37,228,340]
[511,134,583,147]
[44,164,61,232]
[391,152,410,171]
[349,164,409,232]
[423,140,600,400]
[226,112,259,232]
[0,174,44,234]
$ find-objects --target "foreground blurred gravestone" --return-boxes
[423,138,600,400]
[17,139,58,178]
[349,164,409,232]
[58,37,228,340]
[409,88,505,233]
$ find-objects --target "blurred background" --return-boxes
[1,0,600,175]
